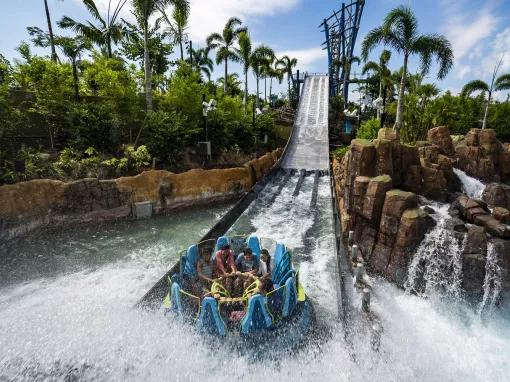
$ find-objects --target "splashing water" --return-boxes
[479,242,504,318]
[405,201,464,298]
[453,168,485,199]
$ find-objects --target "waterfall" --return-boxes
[478,242,504,317]
[405,201,464,298]
[453,168,485,199]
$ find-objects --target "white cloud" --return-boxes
[442,7,498,61]
[77,0,300,45]
[188,0,299,43]
[276,47,326,71]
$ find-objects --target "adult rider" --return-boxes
[214,244,237,294]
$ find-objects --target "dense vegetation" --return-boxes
[355,6,510,143]
[0,0,297,184]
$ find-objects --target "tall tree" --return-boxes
[131,0,174,111]
[267,61,284,106]
[59,0,127,58]
[186,47,213,80]
[362,49,392,119]
[43,0,59,62]
[462,59,510,129]
[56,36,91,99]
[206,17,246,95]
[277,55,297,100]
[334,55,360,107]
[159,0,189,61]
[362,6,453,132]
[251,45,274,109]
[236,31,251,110]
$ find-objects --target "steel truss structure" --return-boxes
[320,0,365,102]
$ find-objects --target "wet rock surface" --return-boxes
[333,126,510,300]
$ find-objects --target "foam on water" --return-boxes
[453,168,485,199]
[2,182,510,380]
[405,201,464,298]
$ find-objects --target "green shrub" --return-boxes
[142,110,197,165]
[331,146,349,160]
[356,118,380,140]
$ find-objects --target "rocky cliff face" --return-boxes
[0,149,283,241]
[333,126,510,303]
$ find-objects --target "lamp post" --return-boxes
[201,94,216,162]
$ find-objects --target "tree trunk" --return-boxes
[44,0,58,62]
[244,69,248,113]
[256,75,260,109]
[394,54,408,133]
[143,21,153,112]
[72,59,79,100]
[269,77,273,106]
[107,36,112,58]
[287,75,291,100]
[482,91,491,129]
[377,79,383,120]
[224,58,228,95]
[264,76,267,104]
[179,35,184,61]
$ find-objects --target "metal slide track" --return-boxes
[137,75,350,322]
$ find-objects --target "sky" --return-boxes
[1,0,510,99]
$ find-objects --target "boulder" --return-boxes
[419,145,440,163]
[463,225,487,255]
[352,176,371,215]
[361,174,392,227]
[493,207,510,224]
[377,127,399,142]
[370,190,418,273]
[374,139,394,178]
[403,165,422,194]
[386,208,435,286]
[427,126,456,156]
[465,129,480,146]
[482,183,510,209]
[420,166,448,199]
[349,139,376,178]
[491,238,510,292]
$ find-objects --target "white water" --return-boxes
[479,242,505,317]
[405,202,464,299]
[1,193,510,380]
[453,168,486,199]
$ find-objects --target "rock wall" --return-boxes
[0,149,282,241]
[333,126,510,294]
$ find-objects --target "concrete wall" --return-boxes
[0,149,282,241]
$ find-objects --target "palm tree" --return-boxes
[159,0,190,61]
[59,0,127,58]
[267,63,284,107]
[251,45,274,109]
[217,73,242,97]
[131,0,176,112]
[334,56,360,107]
[187,47,213,80]
[236,31,251,110]
[261,55,276,104]
[462,59,510,129]
[206,17,247,95]
[277,55,297,100]
[55,36,91,99]
[361,6,453,133]
[43,0,59,62]
[362,49,392,119]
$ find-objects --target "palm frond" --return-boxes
[462,80,490,97]
[413,34,453,79]
[362,61,380,75]
[361,26,385,61]
[82,0,106,26]
[495,73,510,91]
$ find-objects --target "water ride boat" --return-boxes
[162,235,315,340]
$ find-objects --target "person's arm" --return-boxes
[215,251,227,275]
[197,260,213,282]
[258,260,267,276]
[228,251,237,273]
